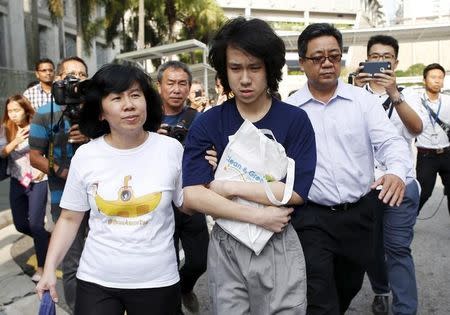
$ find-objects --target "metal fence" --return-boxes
[0,67,35,117]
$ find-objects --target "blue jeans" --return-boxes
[369,180,419,314]
[9,178,49,267]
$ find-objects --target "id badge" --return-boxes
[431,133,439,145]
[20,172,32,188]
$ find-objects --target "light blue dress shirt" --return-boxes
[286,79,412,206]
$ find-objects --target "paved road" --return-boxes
[5,180,450,314]
[0,179,9,212]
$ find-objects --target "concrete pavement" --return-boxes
[0,180,449,314]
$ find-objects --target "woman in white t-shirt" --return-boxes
[36,64,194,315]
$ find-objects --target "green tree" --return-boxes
[177,0,226,43]
[47,0,128,55]
[395,63,426,77]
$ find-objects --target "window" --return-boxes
[65,33,76,57]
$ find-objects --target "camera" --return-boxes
[359,61,391,76]
[195,89,202,98]
[52,75,89,124]
[52,75,88,105]
[161,124,189,144]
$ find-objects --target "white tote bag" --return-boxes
[215,119,295,255]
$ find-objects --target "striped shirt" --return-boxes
[29,102,74,209]
[23,83,53,109]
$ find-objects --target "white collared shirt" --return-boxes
[286,79,412,205]
[363,84,427,180]
[413,92,450,149]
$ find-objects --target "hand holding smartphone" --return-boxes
[360,61,391,76]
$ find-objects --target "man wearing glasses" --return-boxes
[24,58,55,109]
[354,35,424,315]
[286,24,412,315]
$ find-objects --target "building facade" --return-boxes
[0,0,120,107]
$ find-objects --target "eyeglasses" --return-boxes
[37,69,54,73]
[62,71,88,79]
[368,53,395,61]
[303,54,342,65]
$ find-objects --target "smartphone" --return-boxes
[195,90,202,97]
[360,61,391,75]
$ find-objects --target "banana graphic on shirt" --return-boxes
[94,175,162,218]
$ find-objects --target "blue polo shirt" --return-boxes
[29,102,74,210]
[182,97,317,212]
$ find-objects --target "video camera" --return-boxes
[51,75,89,124]
[161,108,198,145]
[161,123,190,144]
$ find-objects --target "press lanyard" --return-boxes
[423,93,441,128]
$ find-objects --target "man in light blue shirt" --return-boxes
[286,23,412,315]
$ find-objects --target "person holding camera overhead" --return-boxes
[155,60,209,314]
[29,56,90,313]
[353,35,425,315]
[188,79,209,112]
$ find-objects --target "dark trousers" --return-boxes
[367,195,390,295]
[173,208,209,293]
[75,279,181,315]
[9,178,49,267]
[368,181,419,314]
[416,149,450,214]
[294,190,382,315]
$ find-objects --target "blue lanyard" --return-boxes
[424,94,441,128]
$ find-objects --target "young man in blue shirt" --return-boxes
[182,17,316,314]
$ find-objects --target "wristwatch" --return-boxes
[391,92,405,106]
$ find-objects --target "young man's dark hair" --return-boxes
[297,23,343,58]
[156,60,192,85]
[367,35,399,58]
[35,58,55,71]
[80,64,163,139]
[208,17,285,95]
[423,63,446,78]
[56,56,89,77]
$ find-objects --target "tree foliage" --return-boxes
[46,0,226,55]
[395,63,426,77]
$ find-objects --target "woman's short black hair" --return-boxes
[297,23,343,58]
[79,63,162,138]
[208,17,286,95]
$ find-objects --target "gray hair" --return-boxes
[156,61,192,85]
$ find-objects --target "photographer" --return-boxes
[29,56,90,313]
[353,35,425,315]
[188,80,209,112]
[156,61,209,314]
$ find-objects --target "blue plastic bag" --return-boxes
[38,291,56,315]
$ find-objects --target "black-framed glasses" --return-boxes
[303,54,342,65]
[62,71,88,79]
[37,69,54,73]
[368,53,395,61]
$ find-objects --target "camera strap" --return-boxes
[48,98,68,176]
[421,97,450,139]
[380,87,403,119]
[48,97,55,176]
[178,107,198,129]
